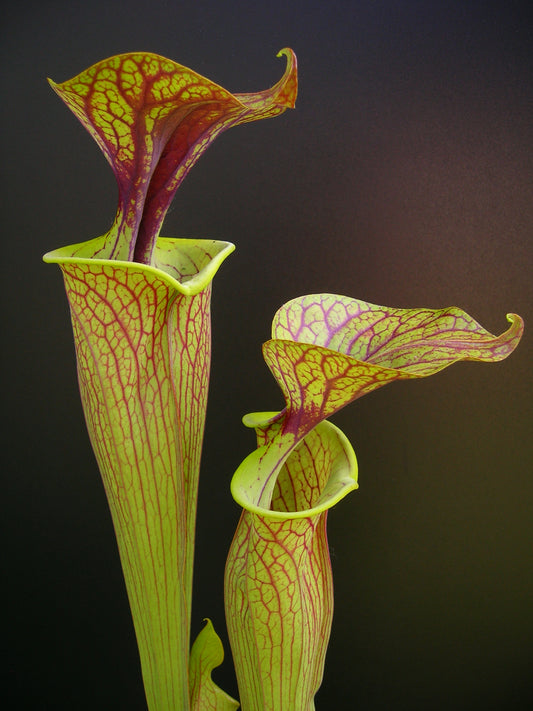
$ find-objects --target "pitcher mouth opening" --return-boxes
[44,235,235,296]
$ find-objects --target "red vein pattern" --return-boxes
[46,48,298,711]
[267,294,524,438]
[225,422,357,711]
[49,49,297,264]
[226,293,522,710]
[45,238,233,711]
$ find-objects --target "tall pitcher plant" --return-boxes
[45,50,523,711]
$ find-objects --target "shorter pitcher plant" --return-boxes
[45,50,523,711]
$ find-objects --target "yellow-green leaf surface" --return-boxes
[49,49,297,264]
[225,420,357,711]
[230,294,522,514]
[266,294,524,441]
[189,620,240,711]
[226,293,523,710]
[45,238,233,711]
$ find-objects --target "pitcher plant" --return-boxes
[44,49,523,711]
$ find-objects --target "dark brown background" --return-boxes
[2,1,532,708]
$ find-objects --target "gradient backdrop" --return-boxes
[2,1,532,709]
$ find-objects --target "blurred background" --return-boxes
[2,1,532,708]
